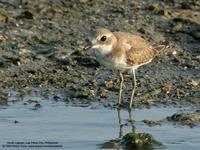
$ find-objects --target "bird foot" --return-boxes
[113,103,124,109]
[113,102,129,109]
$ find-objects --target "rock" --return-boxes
[176,88,185,97]
[172,23,183,32]
[138,27,146,34]
[20,11,35,19]
[33,102,42,110]
[70,87,91,99]
[14,120,19,124]
[162,84,172,94]
[167,112,200,127]
[188,80,200,88]
[143,120,162,126]
[148,4,172,17]
[121,132,163,149]
[0,91,9,105]
[80,0,89,4]
[99,139,120,149]
[105,80,114,89]
[159,9,172,17]
[180,2,192,9]
[98,88,108,98]
[148,4,158,11]
[0,35,6,42]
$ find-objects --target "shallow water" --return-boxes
[0,99,200,150]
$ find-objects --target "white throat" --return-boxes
[93,44,113,55]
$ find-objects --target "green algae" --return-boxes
[121,131,163,150]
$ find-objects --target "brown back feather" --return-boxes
[112,32,167,66]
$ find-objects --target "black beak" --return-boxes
[83,32,95,50]
[83,44,92,50]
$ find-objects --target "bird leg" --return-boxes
[117,108,123,138]
[118,71,124,105]
[130,69,136,108]
[128,108,135,133]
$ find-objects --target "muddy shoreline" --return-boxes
[0,0,199,110]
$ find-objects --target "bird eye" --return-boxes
[100,36,107,42]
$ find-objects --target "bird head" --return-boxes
[84,28,117,55]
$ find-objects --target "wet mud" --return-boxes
[0,0,199,108]
[0,0,200,149]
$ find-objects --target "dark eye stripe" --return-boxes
[100,36,107,42]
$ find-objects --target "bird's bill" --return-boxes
[83,43,99,50]
[83,44,92,50]
[83,38,98,50]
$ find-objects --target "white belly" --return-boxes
[95,51,114,69]
[95,50,153,72]
[95,50,132,71]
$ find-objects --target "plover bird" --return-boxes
[85,28,166,108]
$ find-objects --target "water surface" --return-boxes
[0,100,199,150]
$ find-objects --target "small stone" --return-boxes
[53,95,61,101]
[105,80,113,89]
[180,2,192,9]
[157,9,172,17]
[167,112,200,127]
[14,120,19,124]
[99,89,108,98]
[122,132,162,149]
[80,0,89,4]
[51,7,64,13]
[148,4,157,11]
[138,28,146,34]
[176,88,185,97]
[143,120,162,126]
[70,88,91,98]
[172,23,183,32]
[162,84,172,94]
[172,51,177,56]
[193,55,200,61]
[0,35,6,42]
[89,79,97,85]
[188,80,199,87]
[34,103,41,109]
[21,11,35,19]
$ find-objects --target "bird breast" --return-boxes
[95,50,114,69]
[95,49,131,71]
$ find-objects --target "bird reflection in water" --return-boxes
[98,108,135,150]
